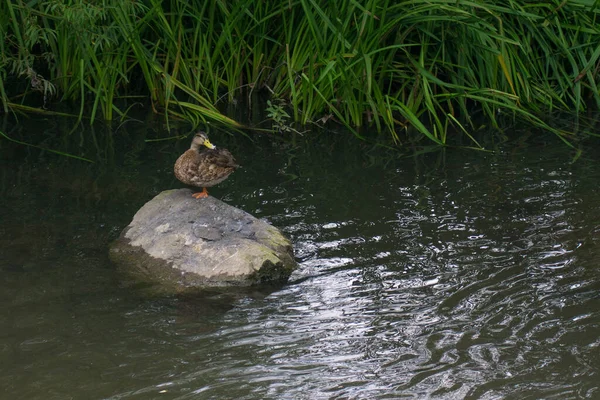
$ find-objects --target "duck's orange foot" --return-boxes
[191,188,209,199]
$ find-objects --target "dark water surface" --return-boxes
[1,118,600,399]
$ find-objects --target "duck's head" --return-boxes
[191,131,216,150]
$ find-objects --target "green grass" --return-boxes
[1,0,599,147]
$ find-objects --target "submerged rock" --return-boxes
[109,189,296,289]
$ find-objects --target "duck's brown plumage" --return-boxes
[174,132,239,198]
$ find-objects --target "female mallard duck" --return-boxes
[174,131,239,199]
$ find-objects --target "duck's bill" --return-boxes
[204,139,216,149]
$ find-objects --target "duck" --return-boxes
[174,131,239,198]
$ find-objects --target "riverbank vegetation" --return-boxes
[1,0,599,146]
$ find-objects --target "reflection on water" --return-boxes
[1,119,600,399]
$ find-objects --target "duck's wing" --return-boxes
[204,148,239,168]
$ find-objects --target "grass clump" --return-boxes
[1,0,599,146]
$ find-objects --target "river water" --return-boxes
[1,118,599,399]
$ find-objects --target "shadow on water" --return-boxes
[2,114,600,399]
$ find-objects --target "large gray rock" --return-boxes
[109,189,296,290]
